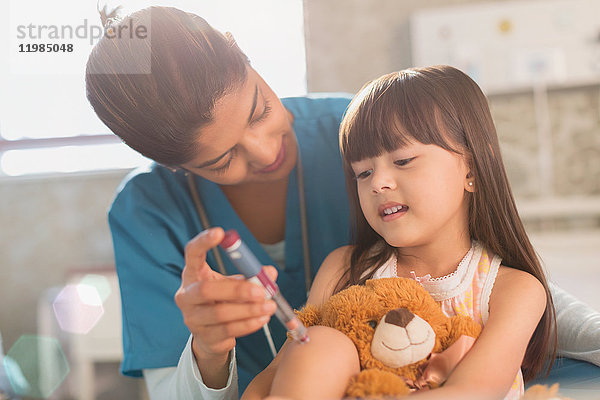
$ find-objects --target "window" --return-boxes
[0,0,306,176]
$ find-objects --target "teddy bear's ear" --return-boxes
[295,304,321,327]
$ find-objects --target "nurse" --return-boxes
[87,6,350,399]
[85,6,599,400]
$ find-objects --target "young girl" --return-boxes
[242,65,557,400]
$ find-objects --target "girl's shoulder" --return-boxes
[496,265,544,288]
[307,245,354,307]
[490,265,547,314]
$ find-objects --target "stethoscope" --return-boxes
[186,149,312,358]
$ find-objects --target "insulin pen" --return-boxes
[219,229,309,344]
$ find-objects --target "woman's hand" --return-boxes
[174,227,278,388]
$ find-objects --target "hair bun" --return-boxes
[98,2,122,29]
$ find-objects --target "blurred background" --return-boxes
[1,0,599,399]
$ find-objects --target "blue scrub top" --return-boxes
[108,95,352,391]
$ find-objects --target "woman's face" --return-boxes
[181,67,297,185]
[350,141,474,248]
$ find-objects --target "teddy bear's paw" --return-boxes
[345,369,412,398]
[520,383,573,400]
[445,315,481,348]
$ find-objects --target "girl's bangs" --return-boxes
[341,71,458,164]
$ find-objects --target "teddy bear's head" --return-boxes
[298,277,478,380]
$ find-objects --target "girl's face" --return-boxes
[181,67,297,185]
[350,140,474,248]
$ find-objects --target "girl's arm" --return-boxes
[305,245,352,306]
[240,246,352,399]
[241,341,289,400]
[411,266,547,400]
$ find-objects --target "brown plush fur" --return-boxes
[297,278,482,397]
[521,384,572,400]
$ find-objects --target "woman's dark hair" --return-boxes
[86,6,249,166]
[338,65,557,381]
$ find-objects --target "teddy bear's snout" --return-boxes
[384,308,414,328]
[370,309,436,368]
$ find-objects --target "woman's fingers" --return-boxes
[189,308,275,357]
[186,299,277,326]
[180,265,279,306]
[196,314,274,350]
[179,278,267,305]
[176,280,276,337]
[177,228,282,359]
[181,227,225,286]
[263,265,278,282]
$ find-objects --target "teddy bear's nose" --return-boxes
[384,307,414,328]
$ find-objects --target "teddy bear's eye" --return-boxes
[368,320,378,329]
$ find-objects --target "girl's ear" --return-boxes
[461,150,475,192]
[465,171,475,192]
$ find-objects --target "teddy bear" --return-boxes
[296,277,482,398]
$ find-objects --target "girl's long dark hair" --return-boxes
[338,65,556,381]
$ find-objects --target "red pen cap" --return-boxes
[220,229,240,250]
